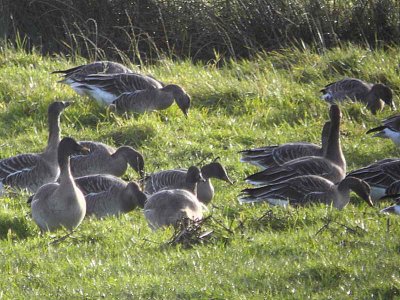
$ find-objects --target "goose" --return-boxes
[74,174,147,218]
[70,141,144,178]
[109,84,191,117]
[31,137,89,232]
[52,61,134,96]
[0,101,71,193]
[366,114,400,147]
[239,121,331,170]
[245,104,346,185]
[239,175,373,209]
[346,158,400,202]
[320,78,395,114]
[143,166,206,230]
[71,73,164,106]
[143,161,233,204]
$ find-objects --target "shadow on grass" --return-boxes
[0,213,33,240]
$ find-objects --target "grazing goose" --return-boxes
[74,174,146,218]
[366,114,400,147]
[31,137,89,232]
[53,61,134,96]
[346,158,400,201]
[143,162,233,204]
[144,166,206,230]
[70,141,144,178]
[72,73,164,106]
[110,84,191,117]
[245,104,346,185]
[0,101,71,193]
[239,175,373,209]
[240,121,331,170]
[320,78,395,114]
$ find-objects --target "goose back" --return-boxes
[76,175,146,218]
[240,121,331,169]
[70,141,144,178]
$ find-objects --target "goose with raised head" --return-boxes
[74,174,146,218]
[0,101,71,193]
[143,161,232,204]
[366,114,400,147]
[240,121,331,170]
[347,158,400,202]
[245,105,346,185]
[53,61,134,96]
[320,78,395,114]
[31,137,89,232]
[239,175,373,209]
[70,141,144,178]
[71,73,164,106]
[110,84,191,117]
[144,166,206,230]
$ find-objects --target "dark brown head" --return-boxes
[115,147,145,178]
[372,83,395,110]
[329,104,342,123]
[163,84,191,117]
[186,166,205,184]
[201,162,233,184]
[48,101,73,116]
[58,137,90,165]
[342,176,373,207]
[123,181,147,209]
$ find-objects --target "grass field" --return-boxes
[0,44,400,299]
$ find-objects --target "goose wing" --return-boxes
[75,73,163,95]
[245,156,344,185]
[239,175,332,204]
[143,169,188,194]
[75,174,124,195]
[348,159,400,187]
[0,153,40,179]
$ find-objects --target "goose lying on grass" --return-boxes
[143,161,232,205]
[245,104,346,185]
[0,101,71,193]
[144,166,206,230]
[239,175,373,209]
[75,174,146,218]
[366,114,400,147]
[320,78,395,114]
[71,141,144,178]
[31,137,89,232]
[240,121,331,170]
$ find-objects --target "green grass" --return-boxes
[1,45,400,299]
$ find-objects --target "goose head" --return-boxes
[163,84,191,117]
[48,101,73,116]
[114,146,145,178]
[122,181,147,209]
[186,166,206,184]
[58,137,90,164]
[329,103,342,122]
[374,84,395,109]
[201,161,233,184]
[340,176,373,207]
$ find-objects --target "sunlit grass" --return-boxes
[0,45,399,298]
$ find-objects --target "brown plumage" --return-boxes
[320,78,395,114]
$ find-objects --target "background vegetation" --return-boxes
[0,44,399,298]
[1,0,400,62]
